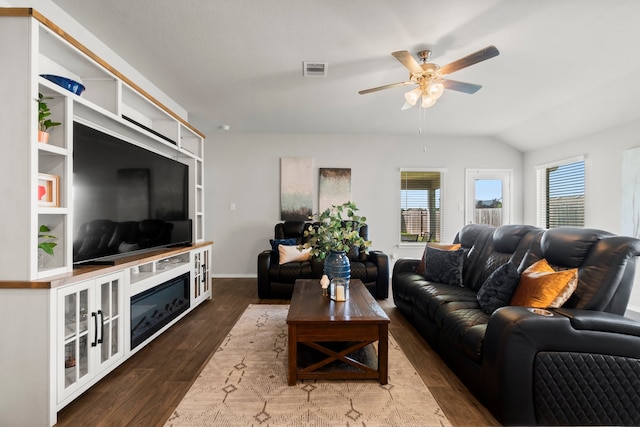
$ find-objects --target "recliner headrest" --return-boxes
[493,224,541,253]
[457,224,495,248]
[280,221,308,238]
[541,227,614,268]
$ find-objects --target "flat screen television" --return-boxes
[73,121,191,265]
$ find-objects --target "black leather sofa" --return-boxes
[392,223,640,426]
[258,221,389,299]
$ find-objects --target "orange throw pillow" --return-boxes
[417,242,462,274]
[511,259,578,308]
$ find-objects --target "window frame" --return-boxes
[398,168,447,247]
[535,156,585,229]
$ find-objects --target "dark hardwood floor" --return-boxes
[56,278,499,426]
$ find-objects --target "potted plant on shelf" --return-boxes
[300,201,371,283]
[38,224,57,269]
[37,93,61,143]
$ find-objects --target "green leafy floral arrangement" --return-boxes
[300,201,371,259]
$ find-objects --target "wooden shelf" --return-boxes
[0,241,213,289]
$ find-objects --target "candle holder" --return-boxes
[330,278,349,302]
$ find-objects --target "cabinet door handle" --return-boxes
[97,310,104,344]
[91,312,98,347]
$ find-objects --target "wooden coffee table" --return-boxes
[286,279,390,385]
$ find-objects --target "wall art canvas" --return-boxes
[280,157,313,221]
[319,168,351,212]
[622,146,640,238]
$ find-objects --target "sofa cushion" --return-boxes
[268,261,314,283]
[406,282,478,322]
[423,247,465,286]
[439,308,490,363]
[350,260,378,283]
[417,242,462,274]
[476,262,521,314]
[278,245,311,264]
[511,259,578,308]
[347,245,360,261]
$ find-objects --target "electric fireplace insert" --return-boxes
[130,272,190,349]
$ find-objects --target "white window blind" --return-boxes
[536,158,585,228]
[400,171,442,242]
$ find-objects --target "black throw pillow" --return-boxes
[423,247,465,287]
[477,262,521,314]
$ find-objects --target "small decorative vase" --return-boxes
[38,130,49,143]
[323,250,350,283]
[38,248,45,270]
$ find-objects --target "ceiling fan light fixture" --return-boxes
[421,94,436,108]
[428,82,444,100]
[404,87,422,106]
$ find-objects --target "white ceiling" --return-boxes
[50,0,640,152]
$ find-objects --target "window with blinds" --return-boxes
[536,158,585,228]
[400,170,442,242]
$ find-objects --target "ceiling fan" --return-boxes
[359,45,499,110]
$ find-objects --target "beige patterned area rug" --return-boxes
[165,304,450,427]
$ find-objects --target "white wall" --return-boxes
[523,118,640,318]
[205,132,523,277]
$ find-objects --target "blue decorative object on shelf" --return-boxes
[40,74,85,95]
[324,250,350,283]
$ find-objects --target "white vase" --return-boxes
[38,248,45,270]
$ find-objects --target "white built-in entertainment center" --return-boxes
[0,8,212,426]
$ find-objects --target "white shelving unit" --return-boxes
[0,9,211,426]
[0,8,206,281]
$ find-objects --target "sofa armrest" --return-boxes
[257,249,275,299]
[482,306,640,425]
[368,250,389,299]
[392,258,420,276]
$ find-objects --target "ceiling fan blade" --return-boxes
[400,101,414,110]
[442,79,483,94]
[391,51,423,74]
[359,81,412,95]
[439,45,499,76]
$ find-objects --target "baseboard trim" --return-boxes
[212,273,256,278]
[625,304,640,321]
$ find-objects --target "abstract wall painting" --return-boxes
[318,168,351,212]
[280,157,313,221]
[622,146,640,238]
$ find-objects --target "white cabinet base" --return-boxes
[0,243,212,426]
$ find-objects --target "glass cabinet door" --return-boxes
[57,272,124,404]
[192,249,211,304]
[59,284,92,396]
[98,275,123,367]
[193,252,201,299]
[202,249,210,294]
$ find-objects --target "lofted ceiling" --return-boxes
[50,0,640,152]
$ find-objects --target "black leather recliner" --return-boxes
[257,221,389,299]
[393,224,640,426]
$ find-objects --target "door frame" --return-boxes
[465,169,512,226]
